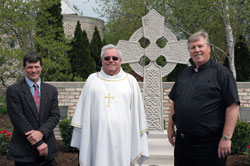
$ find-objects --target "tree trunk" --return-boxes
[221,0,236,79]
[225,23,236,79]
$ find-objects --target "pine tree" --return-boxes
[45,0,64,41]
[69,21,96,80]
[90,26,103,71]
[68,21,83,79]
[82,30,96,79]
[35,0,72,81]
[102,38,107,46]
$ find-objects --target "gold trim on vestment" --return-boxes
[96,73,128,82]
[131,153,142,166]
[140,128,149,134]
[71,123,82,128]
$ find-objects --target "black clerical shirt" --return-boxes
[169,60,240,136]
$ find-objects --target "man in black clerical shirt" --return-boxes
[167,30,240,166]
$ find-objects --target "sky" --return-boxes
[68,0,101,18]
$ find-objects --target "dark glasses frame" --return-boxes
[103,56,119,61]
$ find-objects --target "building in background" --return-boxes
[0,0,104,87]
[61,0,104,41]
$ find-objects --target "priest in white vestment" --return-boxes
[71,44,149,166]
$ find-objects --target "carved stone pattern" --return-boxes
[142,9,164,43]
[129,27,144,42]
[143,63,163,131]
[126,28,145,76]
[144,97,162,131]
[116,10,190,132]
[117,41,144,63]
[161,40,190,64]
[162,63,177,77]
[162,27,177,42]
[145,43,161,61]
[145,69,160,97]
[143,9,164,22]
[130,63,144,77]
[143,22,163,43]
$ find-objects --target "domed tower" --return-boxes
[61,0,104,41]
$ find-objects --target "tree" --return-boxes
[0,0,38,52]
[0,0,73,84]
[0,0,38,86]
[90,26,103,71]
[35,0,72,81]
[68,21,96,80]
[161,0,248,78]
[220,0,235,78]
[96,0,249,79]
[0,48,23,87]
[96,0,153,44]
[234,36,250,81]
[69,21,82,78]
[81,30,96,79]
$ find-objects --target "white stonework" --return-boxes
[62,15,104,41]
[117,10,190,132]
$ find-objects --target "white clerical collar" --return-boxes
[97,68,128,81]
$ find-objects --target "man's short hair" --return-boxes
[187,30,210,49]
[100,44,122,58]
[23,52,42,67]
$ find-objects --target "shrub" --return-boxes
[58,118,76,152]
[0,96,7,115]
[231,121,250,154]
[0,129,11,155]
[246,145,250,166]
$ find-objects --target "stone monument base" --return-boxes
[136,131,174,166]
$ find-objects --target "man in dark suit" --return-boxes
[6,52,60,166]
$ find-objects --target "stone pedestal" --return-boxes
[136,131,174,166]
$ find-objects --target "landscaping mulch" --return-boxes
[0,114,248,166]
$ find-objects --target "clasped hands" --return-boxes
[25,130,48,156]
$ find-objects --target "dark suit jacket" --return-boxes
[6,79,60,162]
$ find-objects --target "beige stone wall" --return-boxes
[63,14,104,41]
[2,82,249,139]
[49,82,250,139]
[238,83,250,108]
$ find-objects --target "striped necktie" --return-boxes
[33,83,40,112]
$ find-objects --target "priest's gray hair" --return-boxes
[187,30,210,49]
[100,44,122,59]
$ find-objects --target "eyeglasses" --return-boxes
[103,56,119,61]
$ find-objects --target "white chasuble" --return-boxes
[71,69,149,166]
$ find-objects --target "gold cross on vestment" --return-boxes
[104,93,114,107]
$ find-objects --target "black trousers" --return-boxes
[174,132,227,166]
[15,157,54,166]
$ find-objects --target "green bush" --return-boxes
[231,121,250,154]
[246,146,250,166]
[0,130,11,155]
[0,96,7,115]
[58,118,77,152]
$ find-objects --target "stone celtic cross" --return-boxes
[117,9,190,132]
